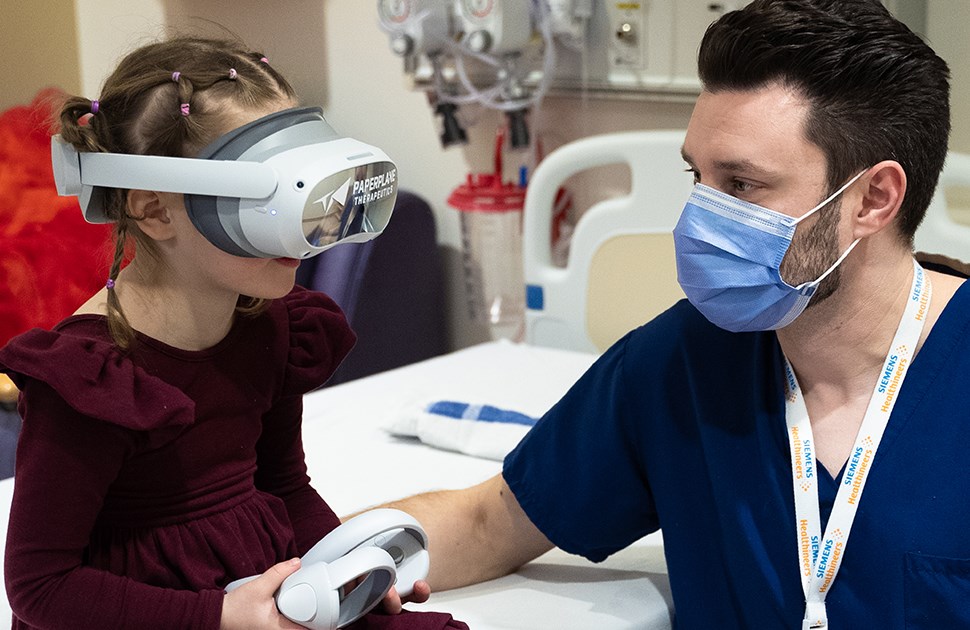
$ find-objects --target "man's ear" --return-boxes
[853,160,906,239]
[127,190,178,241]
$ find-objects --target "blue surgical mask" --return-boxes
[672,171,866,332]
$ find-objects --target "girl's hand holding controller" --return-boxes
[221,509,429,628]
[221,558,306,629]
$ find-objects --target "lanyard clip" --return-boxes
[803,602,827,630]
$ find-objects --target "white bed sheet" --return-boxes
[0,340,673,629]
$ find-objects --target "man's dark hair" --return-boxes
[698,0,950,244]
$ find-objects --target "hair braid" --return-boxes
[105,220,136,350]
[58,96,106,153]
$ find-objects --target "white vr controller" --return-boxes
[225,508,430,629]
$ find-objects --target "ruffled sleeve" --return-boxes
[279,286,357,395]
[0,326,195,431]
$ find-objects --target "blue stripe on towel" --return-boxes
[426,401,538,427]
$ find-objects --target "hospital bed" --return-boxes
[523,130,691,354]
[0,340,673,629]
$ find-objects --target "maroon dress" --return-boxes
[0,286,467,630]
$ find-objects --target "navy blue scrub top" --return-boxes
[504,283,970,629]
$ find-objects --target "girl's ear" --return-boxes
[127,190,179,241]
[852,160,906,239]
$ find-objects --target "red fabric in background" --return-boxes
[0,89,110,347]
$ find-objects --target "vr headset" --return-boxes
[51,107,398,259]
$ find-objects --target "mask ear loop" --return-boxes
[805,238,861,289]
[792,168,870,290]
[794,168,869,225]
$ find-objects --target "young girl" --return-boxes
[0,37,465,630]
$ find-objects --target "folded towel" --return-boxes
[385,400,539,461]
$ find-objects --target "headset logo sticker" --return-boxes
[311,175,353,218]
[302,172,355,246]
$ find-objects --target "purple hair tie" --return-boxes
[171,71,181,83]
[180,103,190,117]
[228,68,238,80]
[259,56,269,64]
[106,279,116,290]
[90,100,100,114]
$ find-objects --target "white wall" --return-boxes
[927,0,970,154]
[0,0,81,110]
[74,0,168,98]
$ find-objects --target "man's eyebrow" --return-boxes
[712,158,775,177]
[680,148,775,177]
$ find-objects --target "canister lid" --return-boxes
[448,173,525,213]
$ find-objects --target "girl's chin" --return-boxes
[272,258,302,268]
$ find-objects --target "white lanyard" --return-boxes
[783,259,930,629]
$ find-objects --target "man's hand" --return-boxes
[380,580,431,614]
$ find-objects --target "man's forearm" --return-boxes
[373,473,554,590]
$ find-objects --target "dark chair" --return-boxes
[296,190,448,386]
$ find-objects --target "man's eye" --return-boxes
[732,179,753,193]
[684,168,699,184]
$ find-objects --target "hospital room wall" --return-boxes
[3,0,970,350]
[0,0,82,109]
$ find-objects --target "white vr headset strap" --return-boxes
[52,135,278,216]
